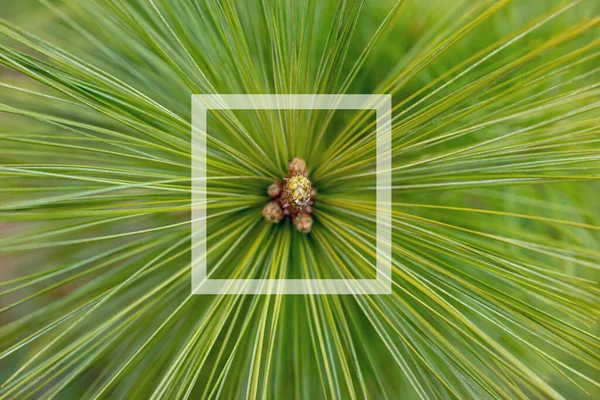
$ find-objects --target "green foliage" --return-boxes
[0,0,599,398]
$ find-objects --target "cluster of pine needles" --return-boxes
[0,0,599,398]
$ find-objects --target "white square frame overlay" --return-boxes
[192,94,391,295]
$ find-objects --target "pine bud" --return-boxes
[267,182,281,198]
[288,157,308,176]
[294,213,313,234]
[283,174,312,213]
[262,201,284,223]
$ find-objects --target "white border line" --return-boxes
[192,94,392,295]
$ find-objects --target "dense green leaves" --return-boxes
[0,0,599,398]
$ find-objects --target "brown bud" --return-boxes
[294,213,313,234]
[267,182,281,198]
[288,157,308,176]
[262,201,284,223]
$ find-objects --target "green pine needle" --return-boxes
[0,0,599,399]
